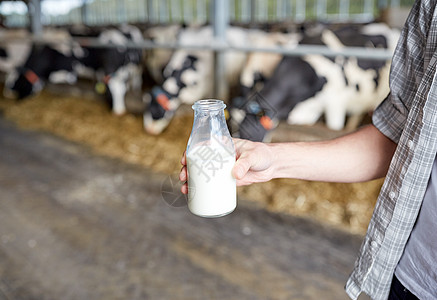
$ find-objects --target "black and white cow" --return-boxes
[142,25,248,135]
[3,28,77,98]
[236,30,300,99]
[230,29,301,131]
[234,23,399,142]
[289,23,398,129]
[236,55,328,142]
[4,25,144,115]
[143,24,182,84]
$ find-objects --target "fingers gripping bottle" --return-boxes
[186,99,237,217]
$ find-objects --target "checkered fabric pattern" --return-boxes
[345,1,437,299]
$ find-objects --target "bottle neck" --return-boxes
[188,99,234,155]
[192,99,226,114]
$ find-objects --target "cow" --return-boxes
[230,29,301,130]
[142,25,248,135]
[4,25,144,116]
[233,23,400,142]
[288,23,399,129]
[238,30,299,97]
[143,24,182,84]
[3,28,77,99]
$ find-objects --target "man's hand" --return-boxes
[232,138,275,186]
[179,138,274,194]
[179,151,188,194]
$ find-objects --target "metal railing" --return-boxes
[0,0,408,101]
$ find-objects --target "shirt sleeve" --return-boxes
[372,92,407,144]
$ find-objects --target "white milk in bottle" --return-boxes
[186,99,237,217]
[187,146,236,217]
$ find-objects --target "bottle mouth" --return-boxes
[192,99,226,111]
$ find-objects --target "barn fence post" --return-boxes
[29,0,43,36]
[211,0,229,101]
[159,0,168,23]
[295,0,306,22]
[250,0,256,24]
[81,0,88,25]
[339,0,350,20]
[147,0,155,24]
[117,1,126,24]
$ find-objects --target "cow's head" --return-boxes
[162,54,201,101]
[238,114,272,142]
[4,67,43,100]
[142,86,180,135]
[233,94,277,142]
[143,54,200,135]
[4,44,76,100]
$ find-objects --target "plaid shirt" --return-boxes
[345,1,437,299]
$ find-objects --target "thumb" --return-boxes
[232,155,252,180]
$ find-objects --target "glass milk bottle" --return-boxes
[186,99,237,218]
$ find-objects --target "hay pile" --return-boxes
[0,89,383,234]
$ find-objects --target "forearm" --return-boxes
[184,125,397,192]
[268,124,397,183]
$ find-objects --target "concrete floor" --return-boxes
[0,118,370,300]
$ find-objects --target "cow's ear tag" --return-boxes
[24,70,40,85]
[260,115,274,130]
[95,82,106,94]
[156,93,170,111]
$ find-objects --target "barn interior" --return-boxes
[0,1,414,299]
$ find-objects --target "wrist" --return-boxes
[266,142,286,179]
[267,142,304,180]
